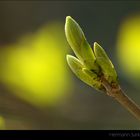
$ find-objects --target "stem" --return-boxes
[101,77,140,121]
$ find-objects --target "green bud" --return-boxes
[66,54,93,87]
[94,42,109,59]
[66,55,105,91]
[65,16,99,71]
[82,68,105,91]
[82,68,98,79]
[94,42,117,83]
[66,55,84,73]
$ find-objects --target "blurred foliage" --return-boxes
[0,22,72,107]
[0,116,5,130]
[117,14,140,87]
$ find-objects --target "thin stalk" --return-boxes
[101,77,140,121]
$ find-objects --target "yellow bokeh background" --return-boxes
[117,15,140,82]
[0,22,72,107]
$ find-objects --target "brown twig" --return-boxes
[101,77,140,121]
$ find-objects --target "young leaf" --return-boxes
[66,55,104,91]
[65,16,99,71]
[94,42,117,83]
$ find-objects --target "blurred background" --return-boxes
[0,1,140,129]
